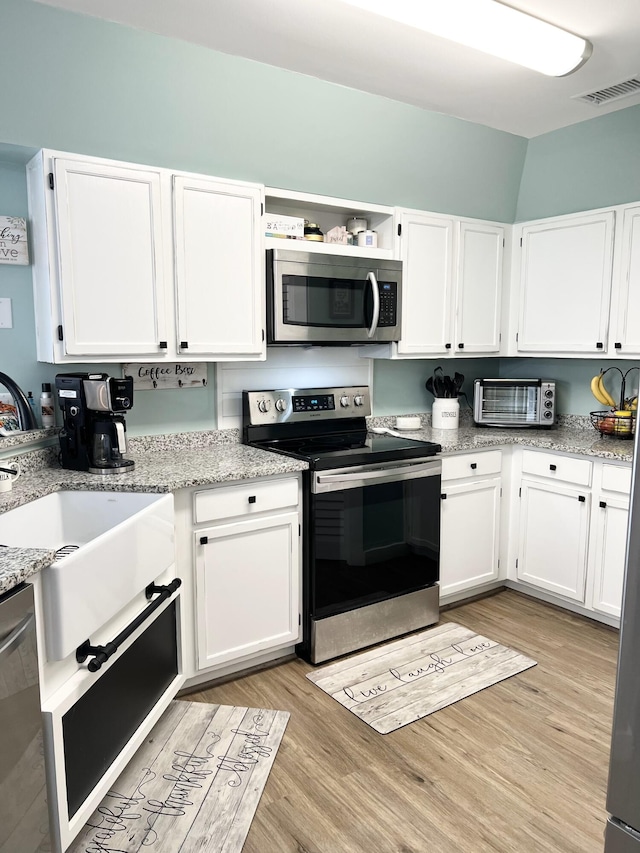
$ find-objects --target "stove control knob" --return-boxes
[340,395,351,408]
[354,395,365,407]
[258,398,271,413]
[275,398,287,412]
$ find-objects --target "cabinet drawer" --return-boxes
[441,450,502,482]
[194,478,299,523]
[601,464,632,495]
[521,450,592,487]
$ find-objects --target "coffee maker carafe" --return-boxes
[56,373,135,474]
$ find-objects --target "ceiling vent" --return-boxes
[573,76,640,107]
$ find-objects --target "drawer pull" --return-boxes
[470,463,477,470]
[578,495,586,503]
[549,464,557,471]
[248,495,257,504]
[600,500,607,509]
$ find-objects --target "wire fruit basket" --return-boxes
[590,410,636,439]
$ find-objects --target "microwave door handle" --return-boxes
[366,271,380,338]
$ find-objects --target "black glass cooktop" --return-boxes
[252,429,441,471]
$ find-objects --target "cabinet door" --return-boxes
[454,222,504,353]
[174,175,264,359]
[397,211,455,355]
[195,512,300,669]
[591,495,629,618]
[53,158,168,357]
[611,205,640,355]
[440,477,501,597]
[517,479,590,601]
[517,211,614,353]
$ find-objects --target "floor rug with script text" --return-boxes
[68,700,289,853]
[307,621,536,734]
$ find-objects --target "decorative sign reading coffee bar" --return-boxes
[0,217,29,265]
[123,363,208,390]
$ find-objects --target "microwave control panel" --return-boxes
[378,282,397,327]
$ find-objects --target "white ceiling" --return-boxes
[35,0,640,138]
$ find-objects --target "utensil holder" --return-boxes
[432,398,459,430]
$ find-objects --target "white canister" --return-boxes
[432,398,459,430]
[357,230,378,248]
[346,217,368,235]
[0,463,20,492]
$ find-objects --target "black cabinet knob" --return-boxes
[445,343,452,350]
[578,495,586,503]
[599,501,607,509]
[458,343,464,349]
[248,495,257,504]
[596,342,604,349]
[470,462,477,470]
[615,342,622,349]
[441,493,447,500]
[549,464,557,471]
[159,341,167,349]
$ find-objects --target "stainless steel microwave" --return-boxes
[474,379,556,427]
[266,248,402,345]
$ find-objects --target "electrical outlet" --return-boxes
[0,298,13,328]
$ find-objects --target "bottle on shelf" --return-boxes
[27,391,40,427]
[40,382,55,428]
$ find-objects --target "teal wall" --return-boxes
[516,105,640,221]
[1,0,640,432]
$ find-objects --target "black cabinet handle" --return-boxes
[441,493,447,500]
[180,341,189,349]
[470,462,477,469]
[596,342,604,349]
[159,341,167,349]
[458,343,464,349]
[445,343,452,350]
[615,342,622,349]
[549,464,557,471]
[248,495,257,504]
[200,535,209,545]
[76,579,181,672]
[599,501,607,509]
[578,495,586,502]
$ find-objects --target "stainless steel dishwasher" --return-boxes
[0,583,50,852]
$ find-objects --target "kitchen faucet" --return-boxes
[0,371,38,431]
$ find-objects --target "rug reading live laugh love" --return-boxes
[68,700,289,853]
[307,622,537,734]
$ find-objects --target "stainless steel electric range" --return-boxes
[242,386,442,664]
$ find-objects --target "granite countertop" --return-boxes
[0,420,634,597]
[372,421,635,462]
[0,442,308,596]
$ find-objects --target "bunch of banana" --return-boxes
[591,371,616,408]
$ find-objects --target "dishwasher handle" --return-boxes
[0,612,34,664]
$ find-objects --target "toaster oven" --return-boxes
[474,379,556,427]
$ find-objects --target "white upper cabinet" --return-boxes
[397,211,455,356]
[516,210,615,354]
[173,175,264,359]
[29,154,170,360]
[395,210,504,358]
[610,205,640,356]
[454,221,504,354]
[27,150,265,363]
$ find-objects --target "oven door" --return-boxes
[268,249,401,344]
[305,458,441,662]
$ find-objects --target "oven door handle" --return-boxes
[314,460,441,493]
[366,271,380,338]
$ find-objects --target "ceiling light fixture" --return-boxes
[339,0,592,76]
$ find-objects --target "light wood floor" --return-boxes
[187,591,619,853]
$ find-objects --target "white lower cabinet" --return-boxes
[193,477,301,671]
[589,464,632,619]
[439,451,502,598]
[516,478,590,602]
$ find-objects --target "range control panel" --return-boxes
[244,386,371,425]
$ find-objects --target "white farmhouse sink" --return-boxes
[0,490,175,661]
